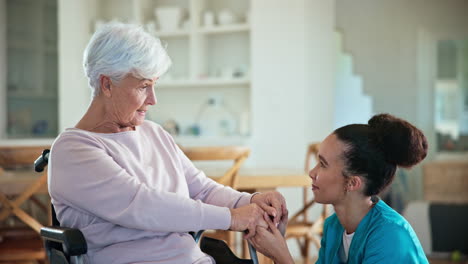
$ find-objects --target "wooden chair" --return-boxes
[285,143,329,264]
[0,146,50,233]
[0,146,50,264]
[181,146,250,255]
[0,227,46,264]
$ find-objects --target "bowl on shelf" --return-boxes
[217,9,237,25]
[155,7,182,32]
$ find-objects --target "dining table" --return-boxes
[209,168,310,191]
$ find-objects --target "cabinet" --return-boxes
[90,0,251,144]
[423,159,468,203]
[5,0,58,138]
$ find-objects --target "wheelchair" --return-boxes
[35,149,259,264]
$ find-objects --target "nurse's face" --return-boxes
[309,134,349,205]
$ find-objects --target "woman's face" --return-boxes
[108,74,157,128]
[309,133,349,205]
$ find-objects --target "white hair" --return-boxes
[83,22,172,98]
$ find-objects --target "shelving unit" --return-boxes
[5,0,58,139]
[157,78,250,88]
[154,30,190,38]
[198,23,250,34]
[90,0,251,143]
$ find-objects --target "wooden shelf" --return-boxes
[7,92,57,100]
[198,23,250,35]
[157,78,250,88]
[154,30,190,38]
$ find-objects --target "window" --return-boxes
[435,39,468,152]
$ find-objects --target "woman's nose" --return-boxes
[309,164,318,180]
[147,88,157,105]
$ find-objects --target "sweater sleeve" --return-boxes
[173,144,253,209]
[49,133,232,233]
[362,223,429,264]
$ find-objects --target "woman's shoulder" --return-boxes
[141,120,161,129]
[53,128,105,145]
[50,129,102,157]
[368,200,419,242]
[372,200,409,226]
[140,120,167,135]
[361,201,428,262]
[139,120,177,143]
[53,128,96,145]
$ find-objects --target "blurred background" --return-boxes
[0,0,467,263]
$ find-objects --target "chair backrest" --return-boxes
[0,145,50,169]
[181,146,250,188]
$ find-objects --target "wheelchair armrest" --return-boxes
[200,236,258,264]
[40,226,87,256]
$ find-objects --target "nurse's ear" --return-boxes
[100,75,113,98]
[345,175,363,192]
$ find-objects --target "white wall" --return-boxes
[58,0,95,131]
[335,0,468,199]
[249,0,335,169]
[0,0,6,138]
[250,0,335,259]
[334,31,372,128]
[304,0,336,142]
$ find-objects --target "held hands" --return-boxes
[250,191,287,225]
[229,191,287,239]
[229,203,267,239]
[248,212,294,264]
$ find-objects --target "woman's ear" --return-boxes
[100,75,112,97]
[346,176,363,192]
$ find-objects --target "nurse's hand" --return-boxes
[248,212,294,264]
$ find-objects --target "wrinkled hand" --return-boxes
[229,203,267,239]
[248,212,294,264]
[251,191,287,225]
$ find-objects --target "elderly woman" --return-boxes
[249,114,429,264]
[48,22,286,264]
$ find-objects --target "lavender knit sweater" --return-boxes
[48,120,252,263]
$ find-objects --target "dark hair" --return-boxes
[333,113,428,196]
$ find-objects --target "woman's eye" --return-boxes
[320,162,325,168]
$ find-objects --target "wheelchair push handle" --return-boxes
[35,149,50,172]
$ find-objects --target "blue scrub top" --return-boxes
[316,199,428,264]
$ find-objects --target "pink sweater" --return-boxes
[48,121,252,263]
